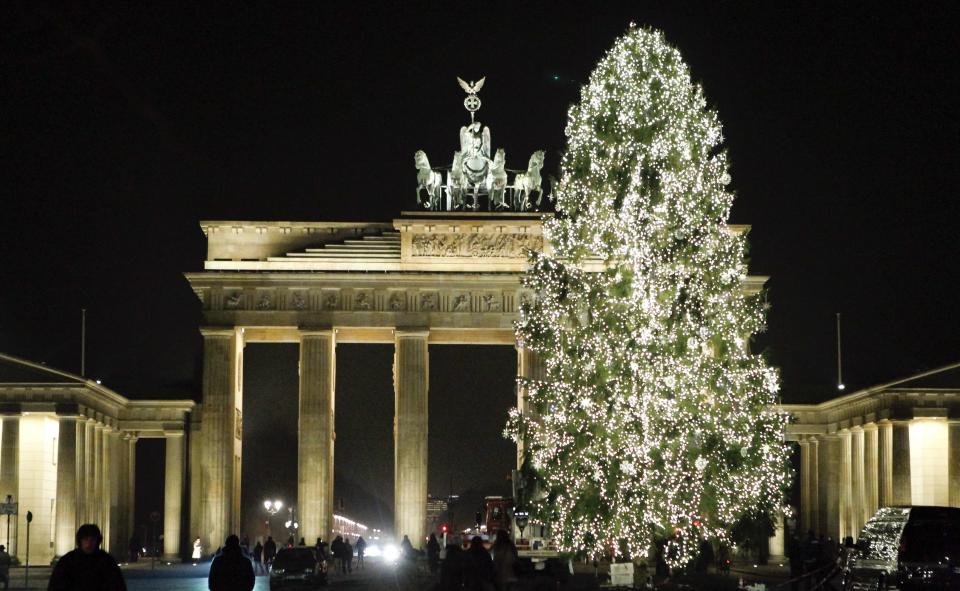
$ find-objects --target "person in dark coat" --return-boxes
[263,536,277,567]
[330,536,344,574]
[208,535,254,591]
[342,539,353,574]
[127,536,139,564]
[463,535,495,591]
[355,536,366,570]
[439,536,465,591]
[252,541,264,574]
[427,533,441,574]
[48,524,127,591]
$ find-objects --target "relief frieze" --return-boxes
[410,233,543,258]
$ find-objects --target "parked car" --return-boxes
[843,506,960,590]
[270,547,327,589]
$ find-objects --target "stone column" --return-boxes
[516,347,546,469]
[891,421,912,506]
[55,415,78,556]
[101,426,113,549]
[163,433,185,561]
[127,437,137,550]
[188,415,202,548]
[298,330,336,545]
[75,419,86,526]
[851,427,865,539]
[808,438,819,535]
[817,434,841,540]
[113,433,129,557]
[878,421,893,507]
[93,423,103,527]
[1,415,19,557]
[863,424,879,521]
[949,421,960,508]
[799,438,811,533]
[199,327,243,552]
[84,420,94,524]
[394,330,429,548]
[838,430,852,540]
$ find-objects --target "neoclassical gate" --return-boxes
[185,212,560,551]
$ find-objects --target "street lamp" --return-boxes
[284,507,299,542]
[264,499,283,538]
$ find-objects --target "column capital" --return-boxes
[199,326,238,338]
[299,328,335,338]
[862,422,879,431]
[394,329,430,338]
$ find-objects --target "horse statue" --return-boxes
[446,151,467,210]
[512,150,545,210]
[415,150,443,210]
[486,149,508,209]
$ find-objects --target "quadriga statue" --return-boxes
[512,150,545,210]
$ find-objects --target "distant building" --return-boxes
[331,513,368,543]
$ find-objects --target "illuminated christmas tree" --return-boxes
[508,26,790,565]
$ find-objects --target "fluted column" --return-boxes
[851,427,865,539]
[863,424,879,521]
[127,437,137,552]
[101,426,113,549]
[878,421,892,506]
[93,423,105,527]
[113,433,129,556]
[808,438,819,535]
[1,415,19,557]
[76,420,87,526]
[55,415,78,556]
[188,415,202,549]
[950,421,960,508]
[298,330,336,545]
[516,347,546,469]
[84,420,94,524]
[199,327,243,552]
[163,433,185,560]
[394,330,429,548]
[818,434,841,540]
[891,421,912,506]
[839,430,852,540]
[799,438,811,533]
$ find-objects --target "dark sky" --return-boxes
[2,3,959,533]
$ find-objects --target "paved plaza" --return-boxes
[3,556,431,591]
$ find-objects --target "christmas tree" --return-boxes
[508,26,790,565]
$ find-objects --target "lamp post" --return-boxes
[284,507,299,544]
[263,499,283,539]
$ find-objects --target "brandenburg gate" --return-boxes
[185,212,553,550]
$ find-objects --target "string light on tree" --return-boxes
[506,25,790,566]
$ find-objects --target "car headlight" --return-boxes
[384,544,400,562]
[272,568,285,575]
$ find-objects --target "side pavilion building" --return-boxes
[0,353,193,565]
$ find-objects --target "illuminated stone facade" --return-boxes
[184,212,766,551]
[783,363,960,542]
[0,353,193,564]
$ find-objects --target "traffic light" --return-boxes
[440,523,449,534]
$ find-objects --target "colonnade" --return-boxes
[196,326,543,551]
[799,418,960,542]
[0,412,186,564]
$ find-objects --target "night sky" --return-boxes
[2,3,958,535]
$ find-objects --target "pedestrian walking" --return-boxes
[208,535,255,591]
[192,537,202,563]
[427,533,441,574]
[439,536,465,591]
[263,536,277,568]
[0,545,11,591]
[355,536,366,569]
[127,536,140,564]
[48,524,127,591]
[491,530,519,591]
[463,536,495,591]
[331,535,344,574]
[401,535,416,562]
[342,538,353,574]
[252,541,264,574]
